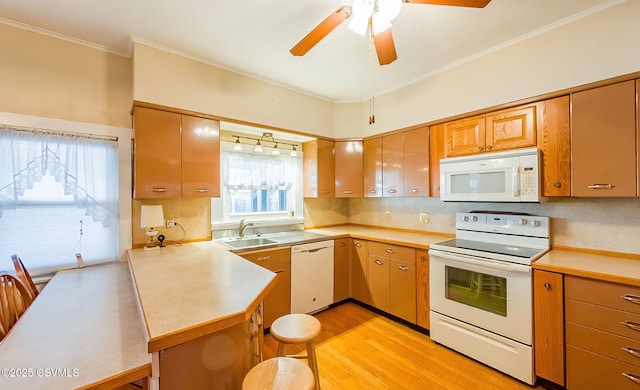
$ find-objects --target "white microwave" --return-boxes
[440,147,542,202]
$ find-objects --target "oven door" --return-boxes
[429,249,532,344]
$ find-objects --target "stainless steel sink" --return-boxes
[219,237,277,249]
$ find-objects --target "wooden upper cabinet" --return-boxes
[303,139,335,198]
[335,140,363,198]
[444,104,537,158]
[403,127,429,197]
[181,115,220,198]
[444,115,485,157]
[133,107,182,199]
[537,96,571,197]
[382,133,404,197]
[363,137,383,197]
[429,124,445,198]
[485,104,536,152]
[571,80,637,197]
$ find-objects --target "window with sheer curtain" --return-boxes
[0,125,119,276]
[220,142,302,222]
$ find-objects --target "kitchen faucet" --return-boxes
[238,219,253,239]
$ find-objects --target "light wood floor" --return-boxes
[264,302,544,390]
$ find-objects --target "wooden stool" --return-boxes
[242,357,314,390]
[270,313,321,390]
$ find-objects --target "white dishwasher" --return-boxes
[290,240,334,314]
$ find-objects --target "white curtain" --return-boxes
[223,151,296,191]
[0,125,119,274]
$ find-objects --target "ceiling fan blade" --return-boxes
[290,6,352,56]
[402,0,491,8]
[374,28,397,66]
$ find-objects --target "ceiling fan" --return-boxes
[290,0,491,66]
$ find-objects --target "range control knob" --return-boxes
[519,218,528,226]
[532,220,541,227]
[472,216,479,222]
[463,216,469,222]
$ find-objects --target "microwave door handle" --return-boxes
[429,250,531,274]
[513,167,520,196]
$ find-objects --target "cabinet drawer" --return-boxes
[567,345,640,390]
[368,242,415,263]
[566,299,640,341]
[567,322,640,368]
[565,275,640,314]
[239,247,291,267]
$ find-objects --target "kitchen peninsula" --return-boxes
[126,241,277,389]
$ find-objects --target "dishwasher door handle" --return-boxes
[299,247,329,254]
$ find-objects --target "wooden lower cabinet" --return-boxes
[533,270,565,386]
[239,247,291,329]
[366,242,416,323]
[416,249,429,329]
[565,275,640,389]
[351,239,368,303]
[334,237,350,302]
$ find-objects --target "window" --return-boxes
[0,125,119,276]
[216,140,303,224]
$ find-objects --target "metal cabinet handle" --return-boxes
[321,190,330,194]
[419,255,426,261]
[411,188,421,193]
[195,188,209,193]
[369,189,377,194]
[622,294,640,305]
[257,256,271,261]
[554,182,562,188]
[388,189,397,194]
[339,242,346,247]
[385,248,395,254]
[150,188,167,192]
[355,242,362,247]
[477,146,484,151]
[273,269,285,274]
[587,183,613,190]
[622,347,640,358]
[544,283,552,289]
[397,264,408,271]
[622,321,640,332]
[486,145,493,150]
[344,190,353,194]
[374,259,383,265]
[622,372,640,384]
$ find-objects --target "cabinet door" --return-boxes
[351,239,368,302]
[571,80,637,197]
[429,124,445,198]
[537,96,571,196]
[133,107,182,198]
[403,127,429,197]
[382,133,404,197]
[485,105,536,153]
[363,138,383,197]
[390,258,416,323]
[303,139,335,198]
[335,140,363,198]
[334,237,350,303]
[367,253,390,312]
[533,270,564,386]
[444,116,485,157]
[181,115,220,198]
[416,249,429,329]
[239,248,291,329]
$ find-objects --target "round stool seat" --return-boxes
[242,357,314,390]
[270,313,321,344]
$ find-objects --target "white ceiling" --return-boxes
[0,0,617,103]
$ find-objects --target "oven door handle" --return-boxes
[429,250,531,274]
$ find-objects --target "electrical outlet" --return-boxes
[166,218,180,228]
[418,212,429,223]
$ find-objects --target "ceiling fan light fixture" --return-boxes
[348,0,374,35]
[377,0,402,22]
[372,12,392,35]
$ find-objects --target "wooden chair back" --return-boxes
[11,254,39,300]
[0,273,33,341]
